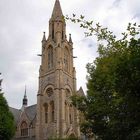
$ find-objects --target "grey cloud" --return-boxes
[112,0,122,7]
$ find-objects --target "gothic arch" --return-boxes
[20,121,28,136]
[64,85,73,94]
[64,85,74,125]
[43,103,48,123]
[43,85,54,97]
[47,45,53,70]
[64,46,70,72]
[50,100,55,122]
[46,87,53,97]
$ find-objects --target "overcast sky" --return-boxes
[0,0,140,109]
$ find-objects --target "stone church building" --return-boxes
[10,0,85,139]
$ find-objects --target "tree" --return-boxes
[67,15,140,139]
[0,92,15,140]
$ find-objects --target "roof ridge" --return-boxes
[25,104,37,108]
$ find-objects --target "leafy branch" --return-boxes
[65,14,140,47]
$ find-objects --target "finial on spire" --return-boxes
[42,32,46,42]
[69,34,73,44]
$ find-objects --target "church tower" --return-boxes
[36,0,80,139]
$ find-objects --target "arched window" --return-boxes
[48,46,53,70]
[21,121,28,136]
[46,87,53,97]
[50,101,54,122]
[52,23,54,39]
[69,105,73,124]
[65,102,68,122]
[44,103,48,123]
[64,47,69,72]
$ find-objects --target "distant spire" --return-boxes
[51,0,63,20]
[23,85,28,107]
[69,34,73,44]
[24,85,27,98]
[42,32,46,42]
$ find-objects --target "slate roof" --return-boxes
[9,107,21,124]
[10,104,37,124]
[25,104,37,121]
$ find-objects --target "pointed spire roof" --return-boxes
[51,0,63,20]
[22,85,28,107]
[42,32,46,42]
[69,34,73,44]
[77,87,85,97]
[24,85,27,99]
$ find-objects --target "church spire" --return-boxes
[51,0,63,20]
[49,0,66,41]
[22,85,28,108]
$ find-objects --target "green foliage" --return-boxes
[0,93,15,140]
[67,15,140,139]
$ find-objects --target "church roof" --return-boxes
[77,87,85,96]
[51,0,63,20]
[10,104,37,124]
[25,104,37,121]
[9,107,21,124]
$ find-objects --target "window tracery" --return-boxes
[21,121,28,136]
[46,87,53,97]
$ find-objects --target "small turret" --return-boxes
[42,32,46,42]
[69,34,73,44]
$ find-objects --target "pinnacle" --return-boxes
[69,34,73,43]
[42,32,46,41]
[51,0,63,19]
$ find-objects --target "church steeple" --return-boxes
[49,0,66,42]
[36,1,80,138]
[51,0,63,20]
